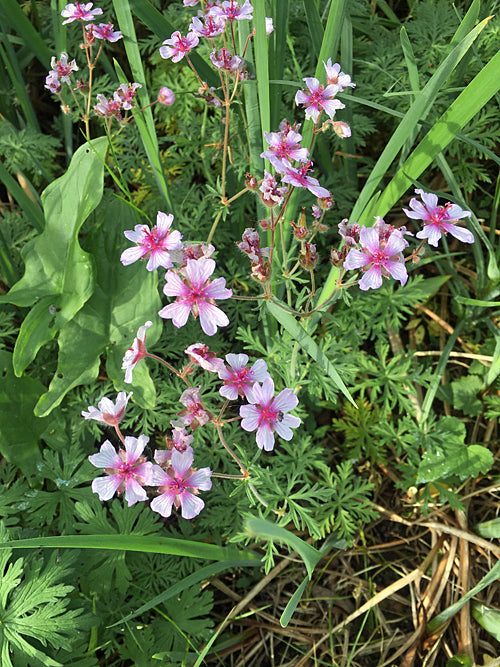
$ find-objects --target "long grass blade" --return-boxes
[374,48,500,223]
[0,0,51,67]
[0,534,260,562]
[350,16,492,224]
[112,0,173,210]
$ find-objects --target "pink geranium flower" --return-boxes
[295,77,344,124]
[113,82,142,110]
[343,226,408,291]
[121,321,153,383]
[50,53,79,84]
[158,87,175,106]
[210,48,243,71]
[219,353,270,402]
[185,343,224,373]
[219,0,253,21]
[323,59,355,90]
[90,22,122,41]
[259,171,288,208]
[240,378,300,451]
[278,161,331,199]
[121,212,183,271]
[94,93,122,120]
[82,391,132,426]
[150,447,212,519]
[61,2,103,24]
[159,258,232,336]
[402,189,474,247]
[261,129,309,164]
[159,31,199,63]
[177,387,211,430]
[89,435,154,506]
[190,14,226,38]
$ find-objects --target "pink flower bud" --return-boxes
[158,86,175,106]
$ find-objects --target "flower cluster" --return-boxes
[237,228,271,283]
[260,120,332,200]
[94,82,142,121]
[86,341,300,518]
[340,192,474,290]
[295,59,355,126]
[120,213,231,336]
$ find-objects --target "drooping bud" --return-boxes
[245,172,258,190]
[158,86,175,106]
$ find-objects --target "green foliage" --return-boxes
[0,119,60,186]
[0,525,89,667]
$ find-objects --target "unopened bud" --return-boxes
[318,196,334,211]
[332,121,351,138]
[330,247,347,267]
[259,218,272,231]
[299,242,317,270]
[245,172,258,190]
[158,86,175,106]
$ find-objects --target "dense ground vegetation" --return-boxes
[0,0,499,665]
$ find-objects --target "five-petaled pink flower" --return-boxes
[185,343,224,373]
[240,377,300,451]
[89,435,154,506]
[159,258,232,336]
[261,129,309,165]
[402,188,474,247]
[150,447,212,519]
[219,353,270,402]
[323,59,355,91]
[177,387,211,430]
[277,160,331,199]
[61,2,103,24]
[50,53,79,84]
[121,321,153,383]
[159,31,199,63]
[295,77,344,124]
[218,0,253,21]
[210,48,243,71]
[121,212,183,271]
[82,391,132,426]
[90,22,122,42]
[190,14,226,38]
[343,226,408,291]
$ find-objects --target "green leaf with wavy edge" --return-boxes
[1,137,107,377]
[349,15,491,224]
[35,196,161,416]
[112,2,172,210]
[427,559,500,632]
[0,534,259,563]
[245,516,322,579]
[266,299,355,406]
[110,557,262,628]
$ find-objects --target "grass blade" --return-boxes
[350,15,492,224]
[112,0,173,210]
[266,299,356,406]
[0,534,260,562]
[110,558,262,628]
[0,0,51,67]
[245,516,322,578]
[374,48,500,224]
